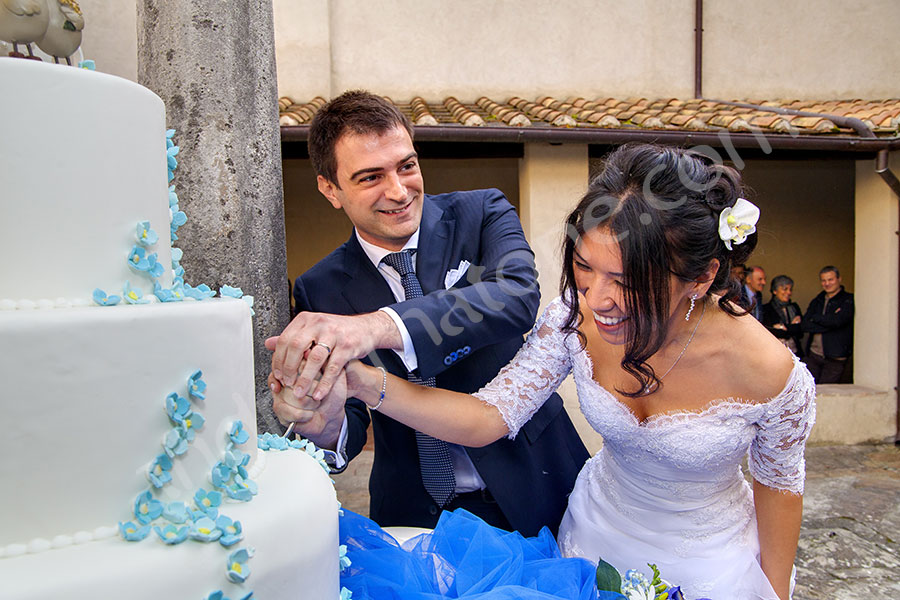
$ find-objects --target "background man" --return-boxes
[803,266,854,383]
[267,90,588,536]
[743,265,766,320]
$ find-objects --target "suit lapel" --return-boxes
[416,198,456,294]
[340,234,396,314]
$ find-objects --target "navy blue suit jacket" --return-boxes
[293,189,588,536]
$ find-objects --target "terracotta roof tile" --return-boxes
[278,95,900,138]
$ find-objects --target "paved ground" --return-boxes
[333,442,900,599]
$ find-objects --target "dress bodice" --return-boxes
[474,296,817,599]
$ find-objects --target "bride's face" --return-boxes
[573,228,699,346]
[573,228,629,345]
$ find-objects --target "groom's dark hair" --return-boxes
[308,90,414,187]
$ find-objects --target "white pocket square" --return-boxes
[444,260,471,289]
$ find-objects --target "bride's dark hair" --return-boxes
[560,143,756,397]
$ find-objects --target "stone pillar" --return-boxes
[518,143,603,453]
[137,0,289,433]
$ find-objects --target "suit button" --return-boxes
[429,506,438,515]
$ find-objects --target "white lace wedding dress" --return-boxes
[474,296,816,600]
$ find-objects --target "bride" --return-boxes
[276,144,815,600]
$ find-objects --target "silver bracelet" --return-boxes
[370,366,386,411]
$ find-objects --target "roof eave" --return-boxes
[281,125,900,153]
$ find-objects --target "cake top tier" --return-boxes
[0,58,174,305]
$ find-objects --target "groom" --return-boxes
[268,90,587,536]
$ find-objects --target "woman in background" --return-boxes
[763,275,804,356]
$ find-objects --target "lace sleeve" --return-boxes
[473,296,575,438]
[748,360,817,494]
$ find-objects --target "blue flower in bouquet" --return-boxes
[118,520,151,541]
[162,501,190,524]
[219,285,243,299]
[228,421,250,446]
[134,490,163,524]
[194,488,223,517]
[92,288,121,306]
[135,220,159,247]
[147,453,173,488]
[163,426,190,457]
[188,370,207,400]
[154,523,189,545]
[123,280,150,305]
[621,570,654,600]
[190,516,223,542]
[216,515,244,547]
[226,547,254,583]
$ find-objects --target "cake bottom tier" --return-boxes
[0,450,340,599]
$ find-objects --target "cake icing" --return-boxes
[0,57,341,599]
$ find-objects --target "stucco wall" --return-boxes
[56,1,899,102]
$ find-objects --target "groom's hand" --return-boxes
[266,310,401,401]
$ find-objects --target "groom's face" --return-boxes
[317,125,424,251]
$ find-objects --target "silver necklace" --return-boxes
[642,300,707,395]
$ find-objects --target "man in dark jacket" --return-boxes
[802,266,854,383]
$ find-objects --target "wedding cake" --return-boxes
[0,57,340,599]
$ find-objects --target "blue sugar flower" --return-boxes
[166,128,176,141]
[147,453,173,488]
[211,461,233,489]
[162,501,190,524]
[242,295,255,316]
[123,281,150,305]
[171,246,183,264]
[219,285,243,299]
[289,438,306,450]
[92,288,121,306]
[163,426,189,457]
[168,185,178,208]
[339,544,351,571]
[205,593,225,600]
[216,516,243,547]
[184,283,216,300]
[228,421,249,446]
[167,144,179,169]
[265,434,288,451]
[228,473,258,501]
[78,59,95,70]
[226,547,254,583]
[188,370,207,400]
[135,221,159,247]
[181,411,205,440]
[153,282,183,303]
[147,254,165,279]
[173,264,185,280]
[190,516,223,542]
[133,490,163,524]
[170,209,187,240]
[154,523,189,545]
[194,488,223,515]
[165,393,191,425]
[118,520,151,541]
[127,246,151,272]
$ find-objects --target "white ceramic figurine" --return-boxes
[0,0,50,58]
[36,0,83,64]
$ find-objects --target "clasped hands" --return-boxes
[266,310,394,448]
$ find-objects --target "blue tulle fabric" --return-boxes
[340,508,619,600]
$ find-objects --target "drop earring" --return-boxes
[685,294,698,321]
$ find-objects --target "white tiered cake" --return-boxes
[0,58,340,599]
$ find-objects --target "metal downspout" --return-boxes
[694,0,703,98]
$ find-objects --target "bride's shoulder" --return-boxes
[706,306,797,402]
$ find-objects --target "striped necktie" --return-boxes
[381,249,457,507]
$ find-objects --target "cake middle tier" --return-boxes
[0,299,258,548]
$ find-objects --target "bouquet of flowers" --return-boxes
[596,559,709,600]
